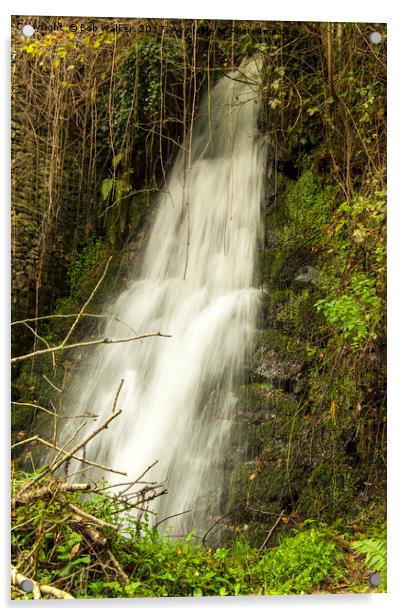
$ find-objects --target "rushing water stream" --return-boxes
[64,57,266,534]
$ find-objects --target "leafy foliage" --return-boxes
[315,273,380,348]
[12,468,348,598]
[352,531,387,590]
[255,527,341,594]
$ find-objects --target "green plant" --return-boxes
[67,238,107,300]
[255,527,343,594]
[314,273,380,348]
[352,532,387,590]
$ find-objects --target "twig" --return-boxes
[66,503,119,530]
[12,312,138,336]
[13,380,124,500]
[258,510,285,554]
[202,512,233,547]
[114,489,167,514]
[11,401,90,420]
[42,374,62,393]
[11,332,171,364]
[61,256,112,348]
[12,402,59,419]
[155,509,192,529]
[133,460,159,485]
[11,435,126,476]
[105,548,130,585]
[50,420,88,467]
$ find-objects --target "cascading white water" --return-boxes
[64,57,266,534]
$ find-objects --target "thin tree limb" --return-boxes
[202,512,233,547]
[14,482,92,505]
[12,312,138,336]
[155,509,192,529]
[11,332,171,364]
[258,510,285,554]
[11,435,126,476]
[66,503,119,530]
[13,381,124,501]
[11,401,92,420]
[105,548,130,585]
[61,256,112,348]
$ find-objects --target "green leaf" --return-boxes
[101,178,113,201]
[112,152,124,169]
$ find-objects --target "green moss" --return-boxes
[298,464,357,520]
[67,238,108,302]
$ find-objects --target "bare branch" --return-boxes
[105,548,130,585]
[258,510,285,554]
[12,312,138,336]
[155,509,192,529]
[11,569,74,600]
[13,380,125,501]
[14,482,92,506]
[11,435,124,476]
[66,502,119,530]
[11,332,171,364]
[11,401,93,420]
[61,256,112,347]
[42,374,62,392]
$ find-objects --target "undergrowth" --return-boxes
[11,469,386,599]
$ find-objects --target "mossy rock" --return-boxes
[297,463,357,520]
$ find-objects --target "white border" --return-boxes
[2,2,402,615]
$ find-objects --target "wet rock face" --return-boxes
[223,163,372,546]
[295,265,319,285]
[250,341,302,385]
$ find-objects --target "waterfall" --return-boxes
[64,57,266,535]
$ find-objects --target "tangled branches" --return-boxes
[11,380,167,600]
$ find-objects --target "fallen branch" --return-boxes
[38,584,74,600]
[106,548,130,585]
[71,517,108,545]
[14,482,91,506]
[66,503,119,530]
[11,569,74,600]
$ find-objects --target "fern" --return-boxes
[352,534,387,589]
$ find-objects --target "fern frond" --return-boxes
[352,537,387,574]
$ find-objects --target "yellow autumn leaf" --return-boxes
[330,400,337,425]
